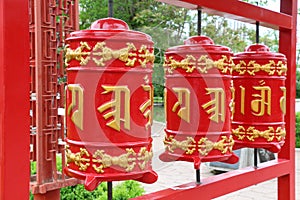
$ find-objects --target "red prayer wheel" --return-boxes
[232,44,287,153]
[64,18,157,191]
[160,36,238,169]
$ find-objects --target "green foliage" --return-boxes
[297,69,300,98]
[30,156,144,199]
[60,181,144,200]
[153,105,165,123]
[296,112,300,148]
[106,180,145,200]
[153,64,165,98]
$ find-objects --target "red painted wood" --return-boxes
[0,0,30,199]
[158,0,292,30]
[277,0,297,199]
[139,0,297,199]
[134,159,291,200]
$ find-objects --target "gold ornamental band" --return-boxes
[64,41,154,67]
[164,55,233,74]
[233,60,287,76]
[232,125,286,142]
[163,135,234,156]
[66,146,153,173]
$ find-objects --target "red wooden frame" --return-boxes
[0,0,297,199]
[0,0,30,199]
[135,0,297,199]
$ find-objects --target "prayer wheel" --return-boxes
[64,18,157,191]
[160,36,238,169]
[232,44,287,153]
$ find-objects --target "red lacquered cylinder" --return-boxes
[64,18,157,191]
[160,36,238,169]
[232,44,287,153]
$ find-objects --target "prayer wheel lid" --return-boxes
[165,35,232,55]
[234,44,286,60]
[66,18,153,43]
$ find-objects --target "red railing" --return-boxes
[135,0,297,199]
[0,0,297,199]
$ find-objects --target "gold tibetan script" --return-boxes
[240,86,246,115]
[139,84,153,130]
[280,87,286,114]
[67,84,84,130]
[98,85,130,131]
[251,82,271,116]
[202,88,225,123]
[171,88,190,123]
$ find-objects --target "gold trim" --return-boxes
[232,125,286,142]
[66,147,90,171]
[138,45,155,67]
[163,135,234,156]
[64,42,91,66]
[65,42,154,67]
[92,148,137,173]
[66,146,153,173]
[233,60,287,76]
[164,135,196,154]
[164,55,233,74]
[198,136,234,156]
[92,42,137,67]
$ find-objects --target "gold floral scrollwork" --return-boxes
[213,136,234,154]
[198,136,234,156]
[64,42,91,66]
[138,45,155,68]
[232,126,286,142]
[164,135,196,154]
[92,148,137,173]
[232,126,246,140]
[92,42,137,67]
[276,127,286,141]
[164,55,196,74]
[233,60,287,76]
[198,138,214,156]
[137,147,153,170]
[197,55,233,74]
[66,147,90,171]
[164,55,233,74]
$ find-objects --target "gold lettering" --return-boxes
[230,84,235,120]
[171,88,190,123]
[98,85,130,131]
[240,86,245,115]
[251,82,271,116]
[202,88,225,123]
[139,85,153,130]
[280,86,286,114]
[67,84,84,130]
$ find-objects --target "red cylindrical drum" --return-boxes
[160,36,238,169]
[232,44,287,153]
[64,18,157,191]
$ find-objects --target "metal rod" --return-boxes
[254,1,259,169]
[108,0,113,17]
[255,2,259,43]
[196,169,201,184]
[108,181,113,200]
[197,8,202,36]
[254,148,258,168]
[256,21,260,43]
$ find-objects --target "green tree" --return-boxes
[296,70,300,98]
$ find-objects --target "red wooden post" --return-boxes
[278,0,297,199]
[0,0,30,199]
